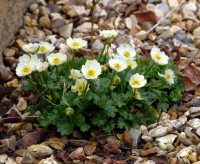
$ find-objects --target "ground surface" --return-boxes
[0,0,200,163]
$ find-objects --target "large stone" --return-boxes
[0,0,35,65]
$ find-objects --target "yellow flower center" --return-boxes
[123,51,131,57]
[154,53,162,60]
[52,58,61,64]
[72,41,81,47]
[86,69,96,77]
[114,63,122,70]
[132,80,141,86]
[165,74,171,80]
[77,84,84,91]
[21,66,31,74]
[39,46,48,53]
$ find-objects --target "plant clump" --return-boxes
[16,30,184,135]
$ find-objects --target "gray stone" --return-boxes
[75,22,98,33]
[149,124,173,137]
[193,27,200,39]
[27,144,53,159]
[129,128,141,149]
[157,30,174,40]
[58,23,73,38]
[39,16,51,28]
[51,19,66,29]
[0,0,35,65]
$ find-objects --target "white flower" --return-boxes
[134,90,143,100]
[69,69,83,80]
[71,78,88,95]
[18,54,40,71]
[108,58,127,72]
[47,53,67,66]
[117,44,136,59]
[158,69,175,85]
[22,43,39,54]
[16,63,34,77]
[100,30,118,40]
[126,59,137,70]
[81,59,102,79]
[66,38,88,50]
[150,47,169,65]
[38,42,55,54]
[36,62,49,72]
[129,73,147,89]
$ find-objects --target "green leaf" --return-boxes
[57,118,74,135]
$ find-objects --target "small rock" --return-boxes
[1,135,16,151]
[0,154,8,163]
[179,132,193,146]
[50,13,63,20]
[0,66,13,81]
[65,5,90,17]
[188,152,198,163]
[39,6,50,16]
[51,19,66,29]
[177,146,192,158]
[149,124,173,137]
[75,22,98,33]
[135,31,147,40]
[148,33,157,41]
[17,97,27,111]
[29,3,39,12]
[22,151,36,164]
[92,39,104,50]
[183,2,197,13]
[39,16,51,28]
[6,79,19,88]
[83,141,97,156]
[168,0,178,8]
[38,155,59,164]
[140,147,159,156]
[187,118,200,129]
[42,137,67,150]
[58,23,73,38]
[156,134,177,144]
[157,29,174,40]
[191,97,200,106]
[129,128,141,148]
[193,27,200,39]
[103,142,121,154]
[69,147,85,160]
[27,144,53,159]
[21,130,47,147]
[183,10,196,20]
[3,48,15,57]
[23,15,32,26]
[196,127,200,137]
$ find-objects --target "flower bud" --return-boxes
[65,107,74,116]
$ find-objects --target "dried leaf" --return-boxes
[134,11,157,24]
[125,4,138,17]
[182,63,200,85]
[183,77,196,91]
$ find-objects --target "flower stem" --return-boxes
[107,71,116,92]
[144,62,155,76]
[121,67,130,90]
[91,0,96,43]
[29,75,58,106]
[98,43,107,62]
